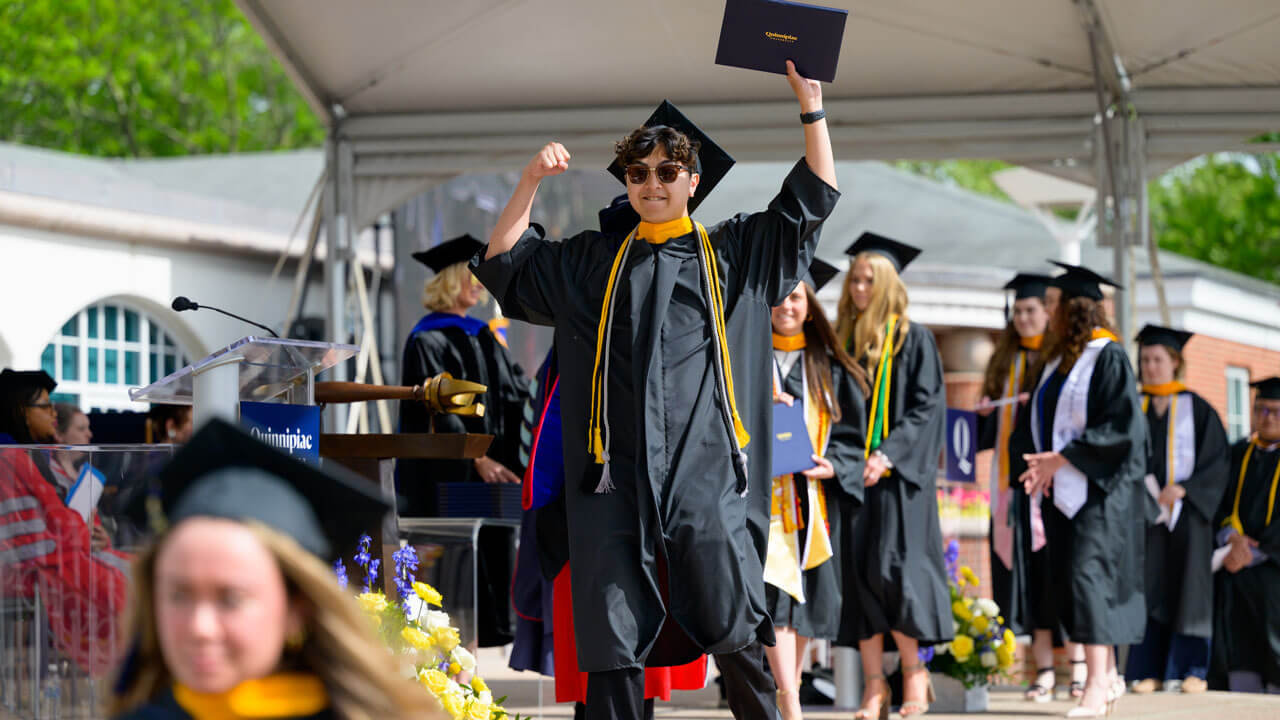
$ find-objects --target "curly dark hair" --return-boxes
[614,125,700,171]
[1039,295,1114,374]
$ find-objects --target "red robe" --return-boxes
[0,448,130,675]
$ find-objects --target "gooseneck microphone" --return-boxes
[171,296,280,338]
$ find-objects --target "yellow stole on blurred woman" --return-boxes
[763,333,834,602]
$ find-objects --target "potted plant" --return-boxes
[924,540,1016,712]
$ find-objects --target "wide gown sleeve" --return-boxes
[826,362,868,504]
[1182,394,1231,523]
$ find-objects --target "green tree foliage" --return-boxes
[1149,154,1280,286]
[0,0,324,157]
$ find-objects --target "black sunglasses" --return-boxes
[624,163,691,185]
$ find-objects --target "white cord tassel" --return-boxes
[594,460,615,494]
[736,450,750,497]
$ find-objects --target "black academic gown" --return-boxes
[1011,342,1147,646]
[836,321,952,647]
[113,688,334,720]
[471,159,840,672]
[764,355,866,640]
[1210,439,1280,686]
[397,320,529,516]
[975,347,1038,636]
[1140,391,1229,639]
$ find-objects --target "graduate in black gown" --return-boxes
[1210,377,1280,694]
[1014,262,1146,718]
[764,260,867,720]
[833,234,950,720]
[470,63,839,720]
[1124,325,1228,695]
[977,273,1086,702]
[109,420,432,720]
[398,233,530,516]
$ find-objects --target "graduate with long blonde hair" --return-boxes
[110,420,435,720]
[833,233,950,719]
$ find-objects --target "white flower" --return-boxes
[937,642,952,656]
[980,651,997,668]
[952,619,961,635]
[479,691,493,705]
[976,599,1000,618]
[423,610,452,632]
[452,646,477,672]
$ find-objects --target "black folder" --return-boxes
[714,0,848,83]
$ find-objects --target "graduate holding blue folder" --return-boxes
[765,260,867,720]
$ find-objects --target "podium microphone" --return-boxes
[171,296,280,338]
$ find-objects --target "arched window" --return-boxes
[41,301,192,412]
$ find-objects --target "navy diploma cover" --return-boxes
[715,0,849,83]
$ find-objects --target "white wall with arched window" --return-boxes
[41,301,193,412]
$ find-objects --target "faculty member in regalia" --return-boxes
[470,62,839,720]
[399,234,531,516]
[1211,376,1280,694]
[764,260,867,720]
[1014,263,1146,718]
[1125,325,1228,695]
[834,234,950,720]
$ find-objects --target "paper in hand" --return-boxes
[66,464,106,524]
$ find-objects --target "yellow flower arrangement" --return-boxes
[926,540,1014,689]
[950,635,974,661]
[970,615,989,635]
[341,537,515,720]
[960,565,980,587]
[952,600,972,622]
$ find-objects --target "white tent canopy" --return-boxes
[234,0,1280,397]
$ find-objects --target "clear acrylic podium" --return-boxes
[129,336,358,425]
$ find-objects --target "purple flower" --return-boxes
[364,558,380,593]
[944,539,960,584]
[353,534,373,572]
[334,559,349,589]
[918,645,936,664]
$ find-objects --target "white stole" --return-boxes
[1030,336,1111,519]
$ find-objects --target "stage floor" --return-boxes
[482,649,1280,720]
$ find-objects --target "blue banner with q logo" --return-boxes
[240,401,321,466]
[945,408,977,483]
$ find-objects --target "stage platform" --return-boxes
[481,649,1280,720]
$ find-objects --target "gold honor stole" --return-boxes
[1223,436,1280,534]
[173,674,328,720]
[764,336,834,602]
[586,218,749,494]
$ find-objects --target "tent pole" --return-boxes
[324,134,350,430]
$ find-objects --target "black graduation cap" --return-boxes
[843,232,921,273]
[159,419,391,560]
[1004,273,1052,300]
[1048,260,1121,301]
[598,194,641,236]
[0,369,56,395]
[1135,324,1194,352]
[411,234,485,274]
[605,100,735,215]
[804,258,840,293]
[1252,377,1280,401]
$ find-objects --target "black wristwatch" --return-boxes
[800,109,827,124]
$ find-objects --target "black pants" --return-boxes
[584,642,777,720]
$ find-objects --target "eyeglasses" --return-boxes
[1256,405,1280,419]
[624,163,691,185]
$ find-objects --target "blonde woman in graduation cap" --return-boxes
[109,420,435,720]
[834,233,950,719]
[1011,262,1146,717]
[764,260,867,720]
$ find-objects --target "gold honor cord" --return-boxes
[996,351,1025,492]
[586,221,748,494]
[1224,438,1280,533]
